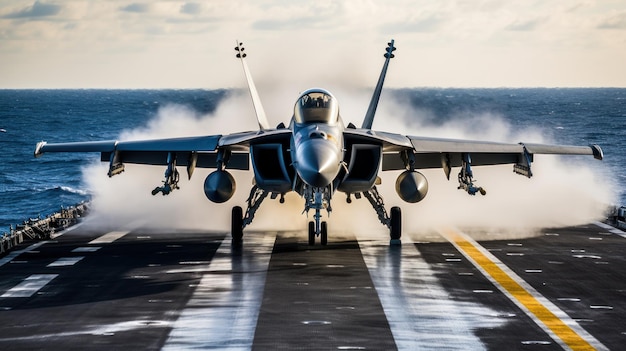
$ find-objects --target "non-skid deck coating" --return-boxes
[0,221,624,350]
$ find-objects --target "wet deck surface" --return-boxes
[0,221,624,350]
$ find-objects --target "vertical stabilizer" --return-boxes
[362,40,396,129]
[235,41,271,130]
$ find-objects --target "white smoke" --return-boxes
[81,92,258,231]
[363,94,616,238]
[80,88,616,239]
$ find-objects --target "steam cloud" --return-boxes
[81,88,616,239]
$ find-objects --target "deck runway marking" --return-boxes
[162,232,276,350]
[47,257,84,267]
[593,221,626,238]
[358,234,504,350]
[440,227,608,351]
[88,231,129,244]
[72,247,101,253]
[0,241,47,268]
[1,274,58,298]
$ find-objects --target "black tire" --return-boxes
[390,206,402,241]
[320,221,328,246]
[232,206,243,247]
[308,221,315,246]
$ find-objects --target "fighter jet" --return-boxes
[34,40,603,246]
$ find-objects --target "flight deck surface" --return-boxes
[0,221,623,350]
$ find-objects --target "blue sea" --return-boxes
[1,88,625,232]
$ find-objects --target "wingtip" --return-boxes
[590,144,603,160]
[34,141,46,158]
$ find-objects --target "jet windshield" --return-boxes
[294,90,339,125]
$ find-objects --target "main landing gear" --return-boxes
[361,186,403,245]
[389,206,401,245]
[230,185,271,247]
[231,206,244,247]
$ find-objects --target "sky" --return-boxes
[1,0,625,88]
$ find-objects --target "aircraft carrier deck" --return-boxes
[0,220,624,350]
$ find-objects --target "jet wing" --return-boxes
[397,136,602,173]
[34,129,292,171]
[342,130,602,174]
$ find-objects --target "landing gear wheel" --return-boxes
[231,206,243,247]
[308,221,315,246]
[389,206,402,245]
[320,221,328,246]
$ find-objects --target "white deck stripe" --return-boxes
[47,257,84,267]
[358,233,504,350]
[72,247,101,253]
[1,274,58,298]
[88,231,129,244]
[593,221,626,238]
[163,232,276,351]
[0,242,47,268]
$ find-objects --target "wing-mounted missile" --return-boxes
[457,153,486,196]
[235,41,270,130]
[152,152,180,196]
[362,40,396,129]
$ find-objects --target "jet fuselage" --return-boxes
[290,88,344,189]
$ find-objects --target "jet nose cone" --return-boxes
[296,140,341,188]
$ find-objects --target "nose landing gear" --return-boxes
[308,221,328,246]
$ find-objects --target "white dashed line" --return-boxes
[1,274,58,298]
[88,231,129,244]
[72,247,101,253]
[0,242,47,268]
[593,221,626,238]
[47,257,84,267]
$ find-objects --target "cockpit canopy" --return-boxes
[294,89,339,125]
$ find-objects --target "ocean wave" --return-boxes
[1,183,89,197]
[41,185,90,196]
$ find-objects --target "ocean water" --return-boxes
[0,88,624,232]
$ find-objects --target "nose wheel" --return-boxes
[308,221,328,246]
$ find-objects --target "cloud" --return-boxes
[597,12,626,29]
[1,1,626,88]
[250,2,342,31]
[253,16,328,30]
[505,18,545,31]
[180,3,202,15]
[2,1,61,19]
[380,14,444,33]
[120,3,151,14]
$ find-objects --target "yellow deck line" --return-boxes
[440,228,596,351]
